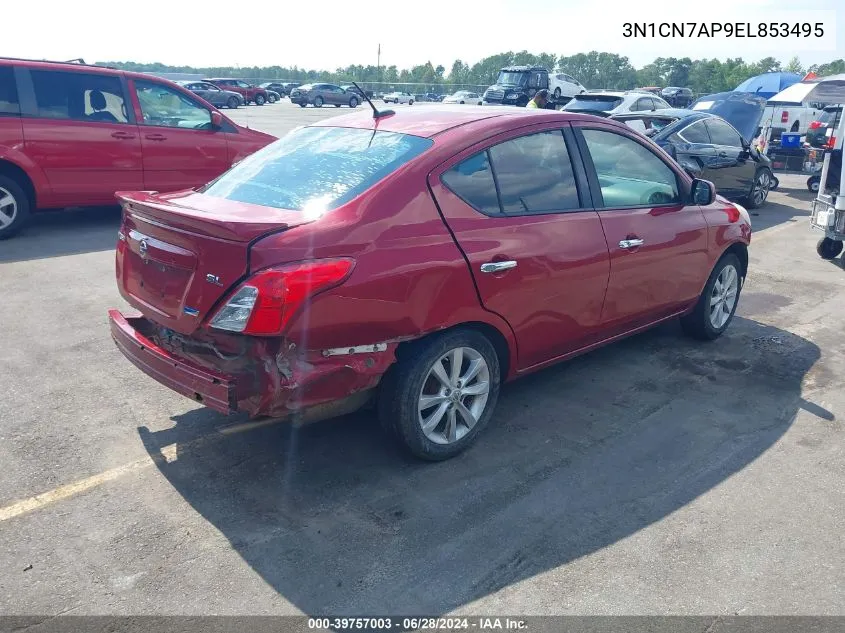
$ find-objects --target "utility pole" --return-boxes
[377,43,381,81]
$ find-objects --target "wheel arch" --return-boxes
[395,320,515,383]
[722,241,748,278]
[0,158,37,209]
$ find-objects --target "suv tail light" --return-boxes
[209,258,355,336]
[781,111,789,123]
[809,120,823,129]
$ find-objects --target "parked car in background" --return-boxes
[265,90,281,103]
[341,85,372,99]
[383,91,414,104]
[563,91,671,116]
[260,82,288,97]
[806,105,842,148]
[178,81,243,109]
[612,92,774,208]
[636,86,663,95]
[425,93,445,102]
[108,106,750,461]
[280,82,301,95]
[290,83,361,108]
[206,78,269,105]
[759,101,823,137]
[661,87,694,107]
[549,72,586,101]
[444,91,482,105]
[0,58,275,239]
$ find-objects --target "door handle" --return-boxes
[145,133,167,141]
[619,238,644,249]
[111,131,135,139]
[718,151,728,157]
[480,260,518,273]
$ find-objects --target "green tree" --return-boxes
[784,56,804,74]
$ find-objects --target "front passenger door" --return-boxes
[574,123,709,333]
[131,79,230,192]
[704,118,754,198]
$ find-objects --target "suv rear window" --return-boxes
[202,127,433,212]
[564,95,624,112]
[0,67,19,115]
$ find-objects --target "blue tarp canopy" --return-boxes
[733,72,803,99]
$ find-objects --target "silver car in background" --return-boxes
[289,83,361,108]
[177,81,243,109]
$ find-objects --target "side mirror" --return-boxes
[210,111,224,129]
[691,178,716,206]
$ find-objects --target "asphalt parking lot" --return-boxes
[1,99,844,617]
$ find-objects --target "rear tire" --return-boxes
[409,99,414,105]
[553,87,561,99]
[680,254,743,340]
[298,102,307,108]
[314,96,324,108]
[349,97,359,108]
[378,329,501,461]
[808,175,820,193]
[254,94,266,106]
[0,175,32,240]
[227,96,239,109]
[817,237,843,260]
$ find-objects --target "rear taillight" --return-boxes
[809,121,823,129]
[781,111,789,123]
[209,258,354,336]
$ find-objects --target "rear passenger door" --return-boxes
[18,68,142,207]
[429,125,610,370]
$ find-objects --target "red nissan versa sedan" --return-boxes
[108,106,752,460]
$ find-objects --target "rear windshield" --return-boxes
[201,126,433,212]
[564,96,624,112]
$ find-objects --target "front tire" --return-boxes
[0,175,31,240]
[553,87,561,99]
[680,254,743,340]
[408,99,414,105]
[378,329,501,461]
[349,97,359,108]
[313,96,324,108]
[745,169,771,209]
[808,175,820,193]
[817,237,843,260]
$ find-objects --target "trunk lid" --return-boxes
[689,91,768,143]
[116,190,315,335]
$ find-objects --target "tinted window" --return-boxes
[0,67,19,116]
[706,120,743,147]
[489,131,580,214]
[582,129,680,207]
[134,80,211,129]
[654,97,671,108]
[202,127,433,212]
[633,98,654,111]
[31,70,128,123]
[442,151,501,215]
[679,121,710,144]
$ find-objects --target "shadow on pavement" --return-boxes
[139,317,823,616]
[0,207,120,263]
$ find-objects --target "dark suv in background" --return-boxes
[661,86,694,107]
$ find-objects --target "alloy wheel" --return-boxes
[0,186,18,229]
[418,347,490,445]
[752,172,770,206]
[709,264,739,329]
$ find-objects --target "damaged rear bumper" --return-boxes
[108,310,398,419]
[109,309,237,414]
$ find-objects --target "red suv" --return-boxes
[108,108,751,461]
[205,79,270,106]
[0,58,275,239]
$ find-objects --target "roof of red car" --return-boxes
[310,105,582,138]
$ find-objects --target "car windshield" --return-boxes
[564,96,624,111]
[201,127,433,213]
[496,71,528,86]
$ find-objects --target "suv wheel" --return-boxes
[314,96,324,108]
[254,94,266,106]
[0,175,31,240]
[227,96,239,109]
[378,329,501,461]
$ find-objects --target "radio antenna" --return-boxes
[352,81,393,119]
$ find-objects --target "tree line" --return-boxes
[99,53,845,93]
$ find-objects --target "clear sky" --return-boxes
[4,0,842,71]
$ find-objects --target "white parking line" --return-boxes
[0,418,287,523]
